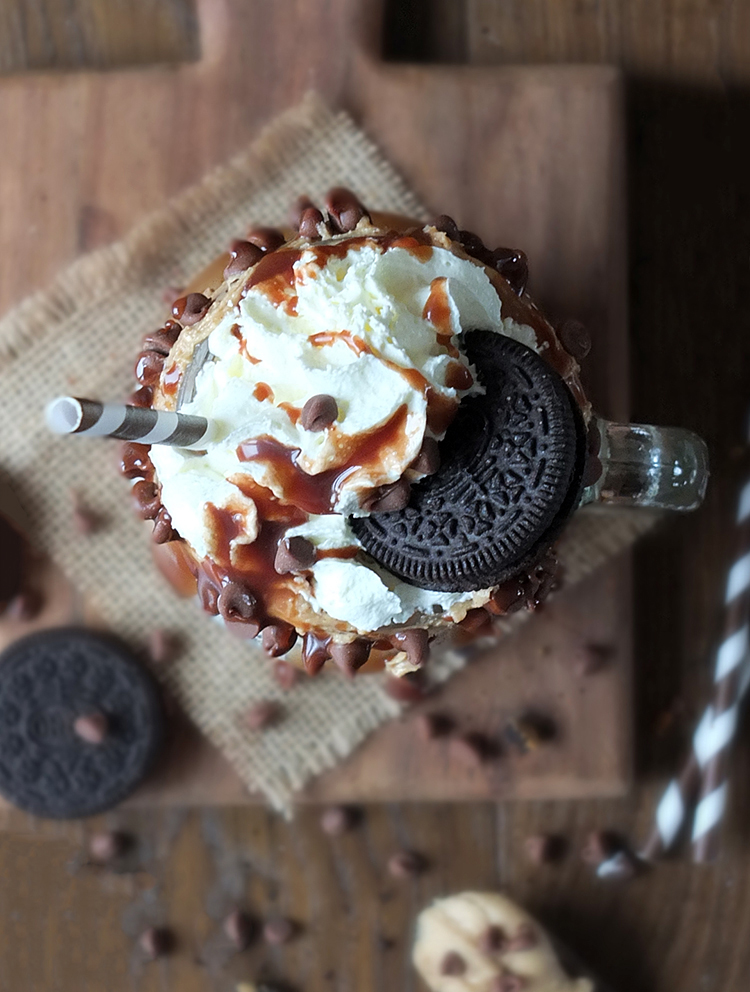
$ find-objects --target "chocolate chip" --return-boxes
[504,719,542,755]
[387,849,426,879]
[432,214,459,239]
[89,830,127,863]
[197,569,221,615]
[223,909,254,950]
[135,349,165,387]
[416,712,453,741]
[272,660,300,691]
[581,830,620,867]
[558,318,591,360]
[302,632,331,676]
[524,834,565,865]
[489,247,529,296]
[172,292,211,325]
[243,700,283,731]
[132,480,161,520]
[299,206,325,240]
[490,974,526,992]
[151,507,176,544]
[574,643,611,676]
[458,229,491,263]
[325,187,368,232]
[329,638,371,676]
[217,581,259,623]
[142,321,181,355]
[440,951,466,976]
[478,925,506,954]
[449,732,490,766]
[262,623,297,657]
[362,478,411,513]
[458,607,493,634]
[300,394,338,432]
[485,578,526,615]
[148,629,179,665]
[262,917,295,946]
[274,535,317,574]
[224,238,264,277]
[383,672,429,704]
[71,498,100,535]
[290,195,316,230]
[389,628,430,667]
[320,805,357,836]
[74,712,108,745]
[582,453,603,488]
[247,226,286,253]
[138,927,171,960]
[119,442,152,480]
[129,385,154,408]
[506,923,537,951]
[410,437,440,476]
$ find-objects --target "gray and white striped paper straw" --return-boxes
[46,396,212,448]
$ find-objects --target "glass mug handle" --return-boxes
[581,418,709,511]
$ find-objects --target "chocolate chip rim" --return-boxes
[0,628,164,819]
[351,333,587,592]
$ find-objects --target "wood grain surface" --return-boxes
[0,2,750,991]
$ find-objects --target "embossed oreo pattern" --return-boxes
[352,333,586,592]
[0,629,164,818]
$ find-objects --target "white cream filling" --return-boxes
[151,241,538,634]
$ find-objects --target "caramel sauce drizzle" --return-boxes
[162,361,182,397]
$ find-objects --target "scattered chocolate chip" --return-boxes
[243,700,283,731]
[290,195,316,230]
[262,623,298,658]
[325,187,368,232]
[300,394,338,432]
[489,247,529,296]
[581,830,620,867]
[458,607,494,634]
[299,206,325,240]
[504,713,555,754]
[574,643,612,676]
[151,507,177,544]
[558,318,591,360]
[89,830,127,863]
[138,926,171,960]
[302,632,331,676]
[410,437,441,476]
[485,578,526,615]
[217,581,259,624]
[119,442,152,480]
[524,833,566,865]
[432,214,459,239]
[440,951,466,976]
[329,639,371,677]
[247,226,286,253]
[387,849,426,879]
[383,672,429,704]
[272,660,300,691]
[135,349,165,387]
[507,923,537,951]
[582,453,604,488]
[132,480,161,520]
[73,712,108,745]
[223,909,254,950]
[148,629,179,665]
[274,535,317,574]
[458,229,491,263]
[450,732,491,766]
[172,292,212,326]
[320,805,357,836]
[224,239,264,277]
[415,712,453,741]
[478,925,506,954]
[197,569,221,615]
[142,321,181,355]
[362,478,411,513]
[4,591,42,622]
[263,917,295,946]
[389,628,430,668]
[129,385,153,408]
[71,496,100,535]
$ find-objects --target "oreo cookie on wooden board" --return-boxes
[352,333,587,592]
[0,629,164,818]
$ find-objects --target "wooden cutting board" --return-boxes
[0,0,629,804]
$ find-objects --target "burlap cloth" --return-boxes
[0,93,656,813]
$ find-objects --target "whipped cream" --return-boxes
[151,236,539,636]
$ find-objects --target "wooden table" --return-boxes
[1,3,750,991]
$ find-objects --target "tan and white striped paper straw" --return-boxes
[46,396,212,448]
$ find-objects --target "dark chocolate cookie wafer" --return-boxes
[352,333,586,592]
[0,628,164,818]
